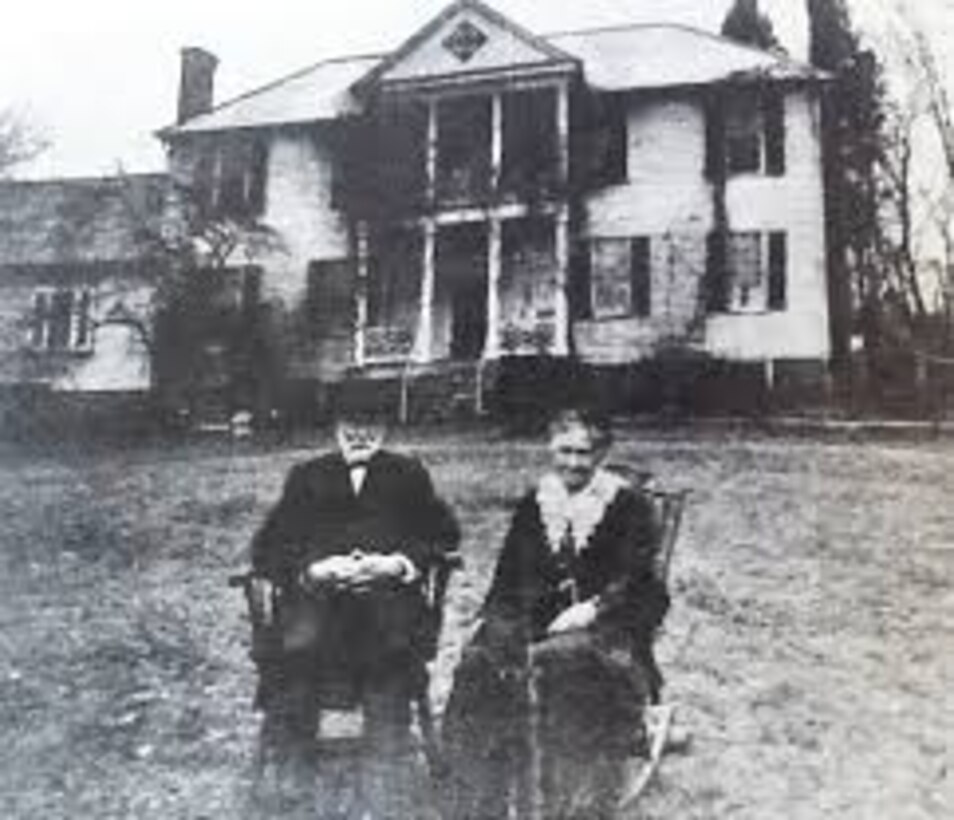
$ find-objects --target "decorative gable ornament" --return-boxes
[442,20,488,62]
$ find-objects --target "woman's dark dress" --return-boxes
[442,470,669,819]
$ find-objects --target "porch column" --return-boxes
[484,218,502,359]
[491,91,503,194]
[554,82,571,356]
[554,207,570,356]
[354,221,370,366]
[556,80,570,186]
[414,220,437,363]
[426,98,438,205]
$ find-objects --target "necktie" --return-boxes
[557,523,578,605]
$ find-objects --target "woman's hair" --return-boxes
[547,407,613,451]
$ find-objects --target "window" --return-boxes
[360,100,429,212]
[306,259,354,336]
[196,135,269,218]
[436,96,492,204]
[706,231,787,313]
[706,88,785,178]
[501,218,557,326]
[30,287,94,352]
[502,218,556,276]
[575,92,627,188]
[501,88,559,196]
[367,228,422,326]
[588,237,652,320]
[725,94,762,174]
[726,232,762,309]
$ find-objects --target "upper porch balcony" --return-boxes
[341,84,568,218]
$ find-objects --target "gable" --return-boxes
[359,0,576,91]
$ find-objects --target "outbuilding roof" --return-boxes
[0,174,169,269]
[164,21,823,136]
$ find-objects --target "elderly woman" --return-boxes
[442,409,669,819]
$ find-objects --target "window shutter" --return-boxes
[210,144,224,214]
[569,241,593,320]
[704,95,726,181]
[248,139,269,215]
[763,92,786,177]
[74,289,93,349]
[705,232,728,313]
[193,146,215,218]
[31,292,49,348]
[768,232,787,310]
[308,259,355,337]
[630,236,651,317]
[49,290,74,350]
[605,94,628,184]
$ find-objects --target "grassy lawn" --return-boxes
[0,429,951,818]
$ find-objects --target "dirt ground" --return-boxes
[0,429,951,819]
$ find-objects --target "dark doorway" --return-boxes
[437,223,488,360]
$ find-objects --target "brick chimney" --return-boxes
[177,47,218,124]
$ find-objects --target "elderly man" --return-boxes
[250,399,459,782]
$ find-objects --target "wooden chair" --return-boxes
[229,548,463,778]
[605,465,687,592]
[520,469,689,819]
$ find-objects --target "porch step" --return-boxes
[406,362,493,423]
[337,362,495,423]
[189,389,232,433]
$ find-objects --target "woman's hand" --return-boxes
[546,598,599,635]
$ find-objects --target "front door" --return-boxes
[437,224,488,360]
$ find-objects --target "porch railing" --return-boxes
[363,325,415,364]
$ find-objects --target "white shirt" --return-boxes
[349,464,368,495]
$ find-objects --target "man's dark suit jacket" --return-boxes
[251,449,460,675]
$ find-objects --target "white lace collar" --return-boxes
[536,468,629,554]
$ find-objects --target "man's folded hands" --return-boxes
[302,549,418,593]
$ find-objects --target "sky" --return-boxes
[0,0,812,179]
[0,0,951,180]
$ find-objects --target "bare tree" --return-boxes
[875,3,954,350]
[878,102,929,320]
[95,173,290,425]
[0,107,49,177]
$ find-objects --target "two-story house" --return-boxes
[160,0,830,418]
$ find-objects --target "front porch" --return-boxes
[353,210,571,368]
[334,354,585,425]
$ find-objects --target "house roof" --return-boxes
[549,24,821,92]
[165,54,381,136]
[163,19,823,136]
[0,174,169,269]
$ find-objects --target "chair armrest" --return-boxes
[228,570,279,630]
[416,548,463,659]
[646,489,688,585]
